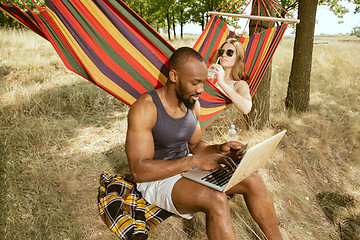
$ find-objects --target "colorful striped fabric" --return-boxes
[1,0,174,106]
[242,23,288,96]
[0,3,47,39]
[194,16,288,129]
[42,0,174,106]
[0,1,287,130]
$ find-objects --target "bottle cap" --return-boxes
[230,125,235,129]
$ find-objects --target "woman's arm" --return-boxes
[210,64,252,114]
[217,80,252,114]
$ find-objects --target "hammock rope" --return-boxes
[211,0,297,34]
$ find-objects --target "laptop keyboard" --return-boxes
[200,158,242,187]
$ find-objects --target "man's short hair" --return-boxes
[169,47,204,72]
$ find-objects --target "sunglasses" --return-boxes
[217,48,235,57]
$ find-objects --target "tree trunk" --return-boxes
[180,9,184,39]
[201,14,205,31]
[245,1,275,129]
[246,62,272,128]
[172,13,176,39]
[285,0,318,112]
[166,11,171,40]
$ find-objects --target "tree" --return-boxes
[124,0,237,40]
[186,1,206,31]
[285,0,360,112]
[244,0,276,129]
[124,0,163,33]
[187,0,238,32]
[351,25,360,37]
[174,0,192,38]
[158,0,175,40]
[285,0,318,112]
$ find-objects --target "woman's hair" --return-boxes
[213,38,247,81]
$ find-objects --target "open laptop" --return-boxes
[182,130,286,192]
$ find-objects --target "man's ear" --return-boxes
[168,69,177,83]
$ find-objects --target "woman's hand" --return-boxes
[208,64,225,84]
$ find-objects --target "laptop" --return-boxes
[182,130,287,192]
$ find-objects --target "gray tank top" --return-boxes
[148,90,197,160]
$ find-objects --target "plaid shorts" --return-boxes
[98,172,173,240]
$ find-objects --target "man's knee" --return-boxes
[240,172,268,193]
[201,189,229,214]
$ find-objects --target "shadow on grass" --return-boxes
[316,191,359,240]
[0,146,6,238]
[0,65,12,82]
[102,144,130,173]
[0,80,130,239]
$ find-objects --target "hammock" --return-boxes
[194,16,288,129]
[1,0,173,106]
[0,0,294,130]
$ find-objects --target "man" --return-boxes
[125,47,282,240]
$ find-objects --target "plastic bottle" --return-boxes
[227,124,237,141]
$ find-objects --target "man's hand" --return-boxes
[194,154,237,173]
[219,142,248,160]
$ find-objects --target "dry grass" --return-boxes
[1,29,359,240]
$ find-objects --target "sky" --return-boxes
[181,2,359,35]
[315,2,359,35]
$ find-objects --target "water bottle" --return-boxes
[227,124,237,141]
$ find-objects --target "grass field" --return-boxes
[0,28,359,239]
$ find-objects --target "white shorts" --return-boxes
[136,174,195,219]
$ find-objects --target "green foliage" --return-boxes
[123,0,242,38]
[351,25,360,37]
[278,0,298,17]
[278,0,360,33]
[319,0,349,18]
[355,0,360,13]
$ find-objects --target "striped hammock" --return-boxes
[194,16,288,129]
[0,0,287,130]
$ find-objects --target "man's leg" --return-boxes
[226,172,282,240]
[172,177,236,240]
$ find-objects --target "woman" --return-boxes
[208,38,252,115]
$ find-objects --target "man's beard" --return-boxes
[175,80,196,110]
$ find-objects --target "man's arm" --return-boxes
[126,95,241,182]
[126,93,197,182]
